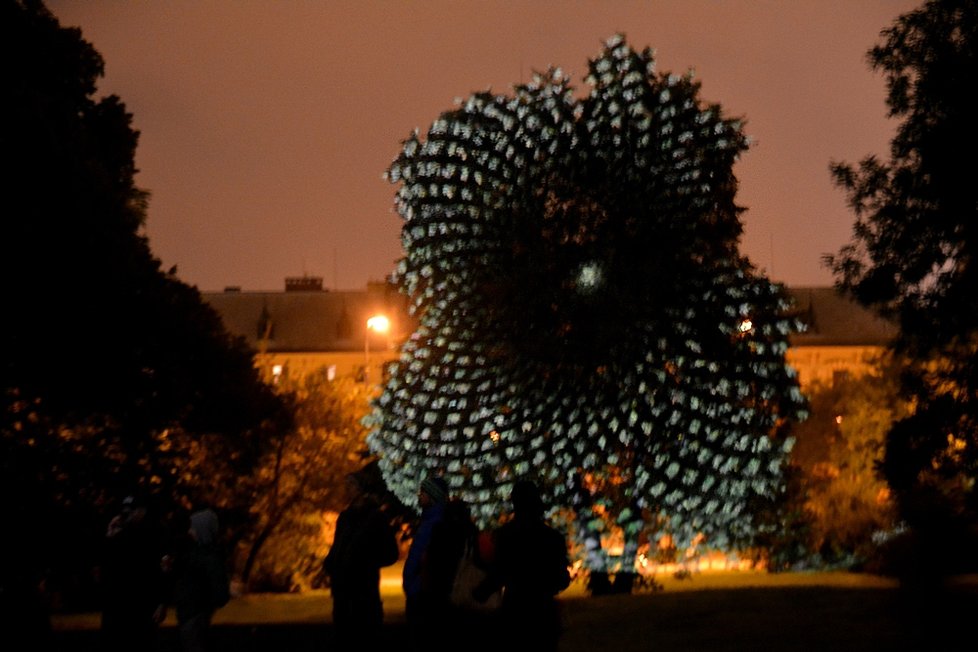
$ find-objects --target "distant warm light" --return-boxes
[634,543,763,577]
[269,363,284,386]
[489,430,500,443]
[947,433,966,453]
[367,314,390,333]
[738,319,753,333]
[876,486,891,505]
[835,415,843,425]
[363,316,391,385]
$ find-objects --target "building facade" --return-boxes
[202,281,895,392]
[784,286,895,388]
[203,276,412,387]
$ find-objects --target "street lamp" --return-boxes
[364,314,390,384]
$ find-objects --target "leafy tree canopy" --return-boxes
[826,0,978,351]
[369,34,807,566]
[826,0,978,562]
[235,373,384,592]
[0,0,288,590]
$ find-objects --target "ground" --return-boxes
[50,567,978,651]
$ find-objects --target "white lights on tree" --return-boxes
[366,34,807,574]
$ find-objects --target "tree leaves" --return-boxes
[370,34,806,558]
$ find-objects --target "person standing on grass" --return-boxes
[427,495,500,652]
[402,474,449,651]
[322,471,400,651]
[96,494,168,652]
[166,508,231,652]
[474,479,571,652]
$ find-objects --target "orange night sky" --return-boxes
[48,0,919,292]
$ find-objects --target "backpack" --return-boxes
[449,537,501,612]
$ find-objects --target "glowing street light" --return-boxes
[364,314,390,384]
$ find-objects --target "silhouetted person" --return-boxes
[402,474,449,651]
[96,495,167,652]
[428,496,499,652]
[165,508,230,652]
[475,479,571,652]
[322,472,400,650]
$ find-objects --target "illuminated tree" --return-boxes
[788,362,906,567]
[367,34,807,579]
[825,0,978,571]
[236,373,379,591]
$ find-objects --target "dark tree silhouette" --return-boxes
[368,34,807,578]
[825,0,978,572]
[0,0,288,606]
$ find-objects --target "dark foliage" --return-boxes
[0,0,288,606]
[825,0,978,575]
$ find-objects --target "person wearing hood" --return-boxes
[166,508,230,652]
[402,474,449,650]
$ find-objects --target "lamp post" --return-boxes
[364,314,390,384]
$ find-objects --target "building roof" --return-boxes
[201,284,896,354]
[202,284,412,353]
[785,286,896,346]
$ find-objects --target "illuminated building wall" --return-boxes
[203,278,411,386]
[203,284,894,391]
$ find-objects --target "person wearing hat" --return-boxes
[402,474,449,650]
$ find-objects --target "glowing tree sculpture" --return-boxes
[367,35,807,577]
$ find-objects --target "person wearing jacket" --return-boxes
[166,508,230,652]
[97,495,167,652]
[322,471,400,650]
[402,474,449,651]
[475,479,571,652]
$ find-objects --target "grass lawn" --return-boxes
[51,567,978,651]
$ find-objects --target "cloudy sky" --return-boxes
[48,0,918,292]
